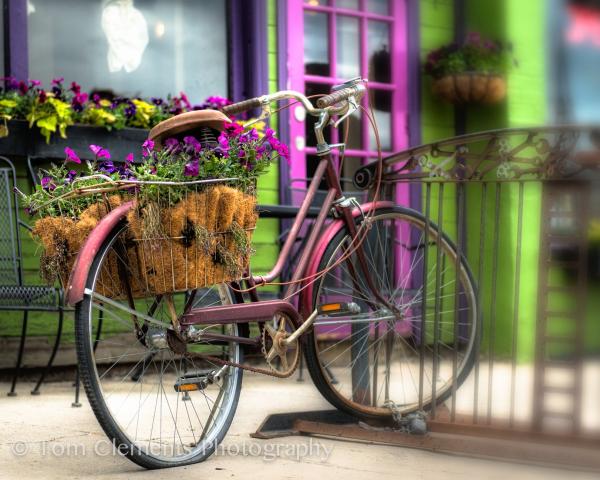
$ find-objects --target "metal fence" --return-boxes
[374,127,600,445]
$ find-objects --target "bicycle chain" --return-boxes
[183,350,297,378]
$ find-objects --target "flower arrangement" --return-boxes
[19,120,288,292]
[21,121,287,219]
[424,32,514,79]
[0,77,233,142]
[424,32,515,105]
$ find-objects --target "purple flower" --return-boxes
[38,90,47,103]
[184,160,199,177]
[125,152,134,163]
[180,92,192,110]
[183,136,202,152]
[124,101,136,118]
[217,133,230,152]
[18,81,28,95]
[51,77,64,86]
[276,142,290,162]
[151,97,164,106]
[99,161,117,174]
[238,150,246,158]
[29,79,42,88]
[164,138,179,148]
[142,139,155,158]
[89,144,111,159]
[64,147,81,164]
[2,77,19,90]
[71,92,88,112]
[65,170,77,184]
[92,94,101,105]
[41,176,56,191]
[70,81,81,94]
[224,122,243,137]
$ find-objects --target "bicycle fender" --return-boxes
[65,201,135,306]
[299,201,394,316]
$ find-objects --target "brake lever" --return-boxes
[331,96,359,129]
[242,97,273,128]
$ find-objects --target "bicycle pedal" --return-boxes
[174,372,213,392]
[317,302,361,316]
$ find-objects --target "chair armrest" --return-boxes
[19,220,32,232]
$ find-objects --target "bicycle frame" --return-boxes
[179,150,395,338]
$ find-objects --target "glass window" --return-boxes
[337,16,360,79]
[368,20,391,83]
[304,0,330,5]
[367,0,389,15]
[304,12,330,76]
[336,0,360,10]
[369,90,392,151]
[28,0,228,103]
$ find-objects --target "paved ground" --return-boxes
[0,374,597,480]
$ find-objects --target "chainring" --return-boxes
[261,313,300,376]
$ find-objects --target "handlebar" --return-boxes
[222,97,262,115]
[221,79,367,118]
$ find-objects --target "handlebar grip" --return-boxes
[222,97,262,115]
[316,86,358,108]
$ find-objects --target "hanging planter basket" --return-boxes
[431,73,507,105]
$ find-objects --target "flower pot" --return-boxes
[431,73,507,105]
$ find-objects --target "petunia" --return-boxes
[183,136,202,152]
[184,160,199,177]
[99,160,117,174]
[64,147,81,164]
[51,77,64,86]
[29,79,42,88]
[41,176,56,191]
[180,92,192,110]
[142,139,155,158]
[89,144,111,159]
[125,153,134,163]
[217,133,230,152]
[64,170,78,184]
[224,122,243,137]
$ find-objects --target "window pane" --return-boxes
[305,83,333,146]
[337,16,360,79]
[368,21,391,83]
[304,0,330,5]
[336,0,359,9]
[304,12,330,76]
[367,0,389,15]
[28,0,228,103]
[344,110,362,150]
[368,90,392,151]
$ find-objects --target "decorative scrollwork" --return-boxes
[376,126,600,184]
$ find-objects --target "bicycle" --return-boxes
[68,77,480,469]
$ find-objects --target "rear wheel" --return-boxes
[74,222,244,469]
[304,207,479,420]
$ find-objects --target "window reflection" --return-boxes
[368,20,391,83]
[337,16,360,79]
[369,90,392,151]
[304,12,330,76]
[28,0,228,103]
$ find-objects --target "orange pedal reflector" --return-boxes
[317,302,361,316]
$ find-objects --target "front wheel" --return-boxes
[74,222,244,469]
[304,207,480,420]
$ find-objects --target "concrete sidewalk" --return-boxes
[0,374,596,480]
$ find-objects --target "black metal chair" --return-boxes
[0,156,66,396]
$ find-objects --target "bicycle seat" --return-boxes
[148,109,230,148]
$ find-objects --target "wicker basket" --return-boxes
[32,182,257,298]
